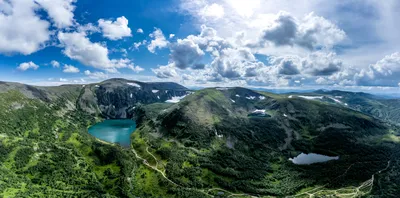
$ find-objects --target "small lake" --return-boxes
[88,119,136,148]
[289,153,339,165]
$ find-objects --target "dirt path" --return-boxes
[131,147,257,197]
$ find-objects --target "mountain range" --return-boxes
[0,78,399,197]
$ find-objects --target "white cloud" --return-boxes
[35,0,76,28]
[201,3,225,19]
[58,31,111,68]
[59,78,68,82]
[78,23,100,34]
[63,64,79,73]
[17,61,39,71]
[355,52,400,87]
[167,38,205,69]
[84,70,108,79]
[137,28,144,33]
[301,51,342,76]
[98,16,132,40]
[58,31,137,73]
[169,34,175,39]
[152,65,178,78]
[0,0,50,55]
[259,11,346,50]
[147,28,169,53]
[51,60,60,68]
[128,65,145,73]
[132,40,147,50]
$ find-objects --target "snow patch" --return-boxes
[231,99,235,103]
[165,94,190,103]
[334,96,343,99]
[130,93,133,98]
[127,82,141,88]
[329,97,342,104]
[157,96,160,99]
[283,114,288,117]
[259,96,266,100]
[246,96,256,100]
[152,90,159,93]
[235,94,240,97]
[95,85,100,88]
[252,109,266,114]
[216,87,229,91]
[298,95,324,100]
[288,95,293,98]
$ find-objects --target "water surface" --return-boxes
[88,119,136,147]
[289,153,339,165]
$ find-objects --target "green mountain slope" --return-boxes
[133,87,400,197]
[1,81,400,197]
[0,80,195,197]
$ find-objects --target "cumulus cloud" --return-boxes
[132,40,147,50]
[261,11,298,47]
[63,65,79,73]
[98,16,132,40]
[51,60,60,68]
[58,31,138,73]
[127,64,145,73]
[77,23,100,34]
[147,28,169,53]
[269,56,301,75]
[59,78,68,82]
[301,51,342,76]
[168,38,205,69]
[169,34,175,39]
[58,31,111,68]
[259,11,346,50]
[152,65,178,78]
[201,3,225,19]
[17,61,39,71]
[84,70,108,79]
[35,0,76,28]
[355,52,400,87]
[0,0,50,55]
[137,28,144,33]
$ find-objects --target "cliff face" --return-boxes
[78,78,190,119]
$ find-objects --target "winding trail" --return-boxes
[131,147,257,197]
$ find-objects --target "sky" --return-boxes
[1,0,400,94]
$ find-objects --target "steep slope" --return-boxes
[77,78,190,118]
[133,87,400,197]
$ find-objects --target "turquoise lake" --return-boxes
[88,119,136,148]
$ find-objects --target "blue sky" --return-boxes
[1,0,400,93]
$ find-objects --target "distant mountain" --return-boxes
[310,90,400,125]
